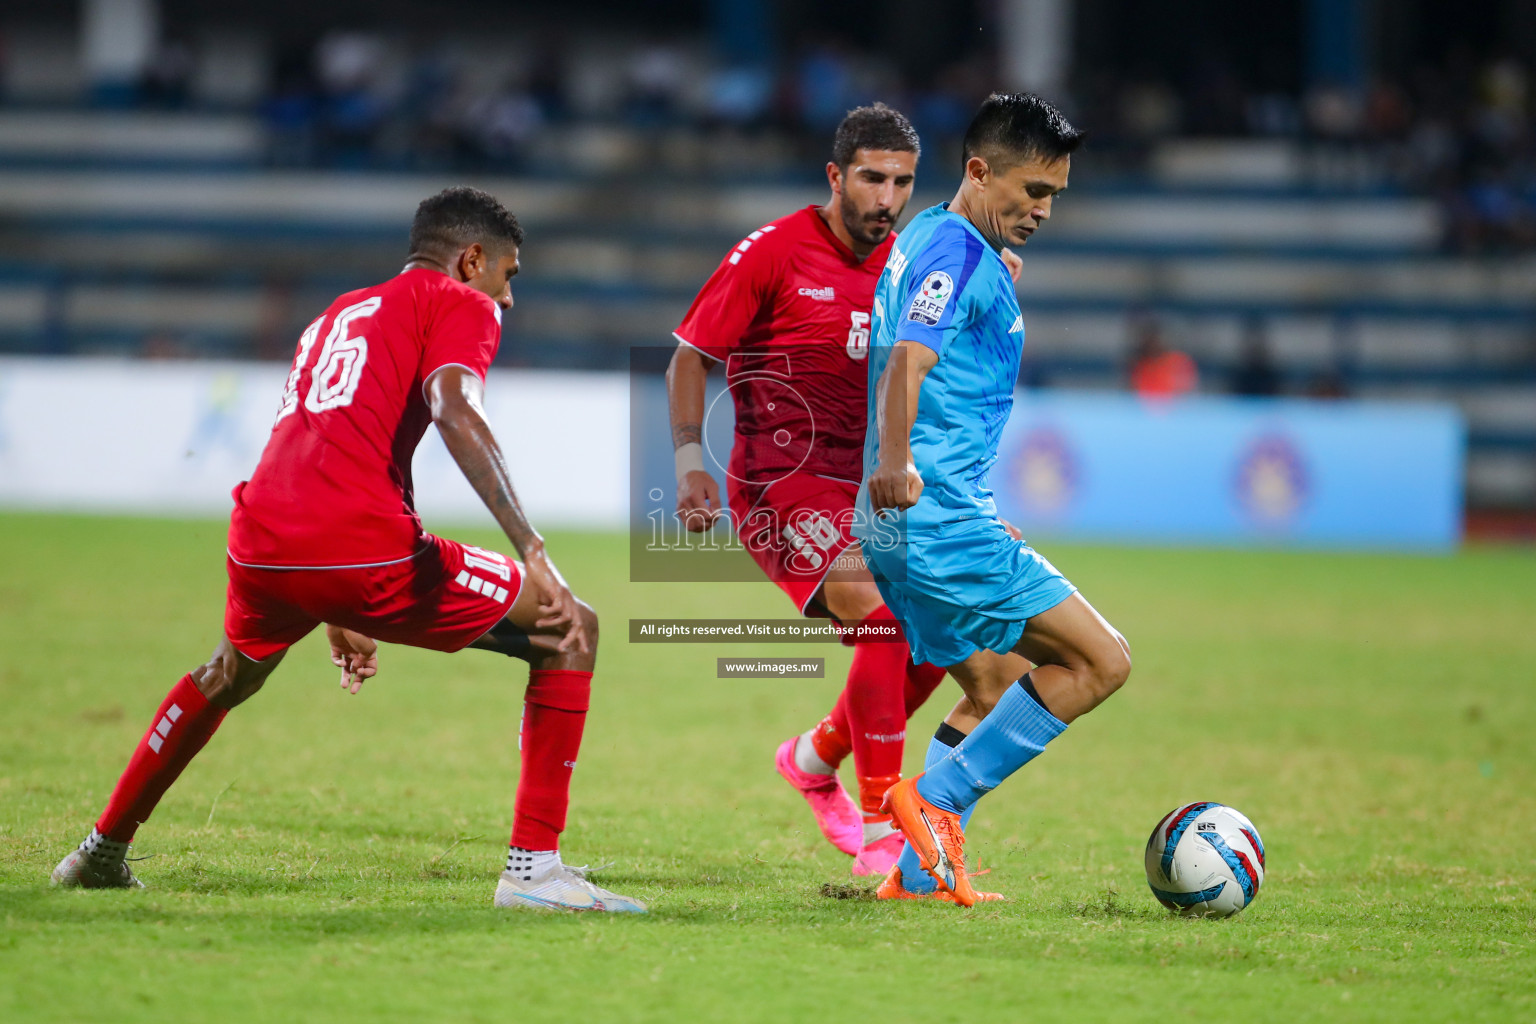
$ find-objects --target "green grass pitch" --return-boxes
[1,512,1532,1022]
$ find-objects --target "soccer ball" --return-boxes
[1144,802,1265,917]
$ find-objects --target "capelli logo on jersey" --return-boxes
[798,286,836,301]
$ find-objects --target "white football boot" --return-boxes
[494,860,647,913]
[51,848,145,889]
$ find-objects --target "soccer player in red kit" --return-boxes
[51,187,645,913]
[666,105,948,877]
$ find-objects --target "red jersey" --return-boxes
[674,205,892,487]
[228,268,501,568]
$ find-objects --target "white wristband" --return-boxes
[674,442,706,483]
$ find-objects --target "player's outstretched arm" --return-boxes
[665,343,722,532]
[869,340,938,513]
[426,365,590,654]
[327,624,378,695]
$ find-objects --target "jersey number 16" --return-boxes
[275,296,382,423]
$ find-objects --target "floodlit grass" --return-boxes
[1,513,1532,1022]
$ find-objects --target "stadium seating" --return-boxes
[0,114,1529,509]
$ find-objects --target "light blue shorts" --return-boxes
[862,517,1077,668]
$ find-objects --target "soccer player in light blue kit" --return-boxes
[853,94,1132,905]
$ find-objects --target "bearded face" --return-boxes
[832,149,918,251]
[840,192,897,248]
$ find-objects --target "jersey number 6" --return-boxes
[846,311,870,361]
[305,296,382,413]
[275,297,382,423]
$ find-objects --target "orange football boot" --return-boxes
[880,774,978,907]
[875,866,1003,903]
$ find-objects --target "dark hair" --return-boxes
[832,102,920,168]
[961,93,1083,171]
[409,186,524,257]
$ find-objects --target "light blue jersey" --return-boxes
[854,203,1023,530]
[853,203,1075,667]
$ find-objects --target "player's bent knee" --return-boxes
[191,659,255,709]
[1112,627,1132,662]
[192,642,282,709]
[576,600,599,645]
[1093,640,1132,698]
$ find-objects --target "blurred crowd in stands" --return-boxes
[87,30,1536,253]
[74,30,1534,252]
[117,31,997,173]
[1080,50,1536,255]
[1122,318,1349,403]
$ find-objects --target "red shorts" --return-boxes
[728,474,860,617]
[224,535,523,661]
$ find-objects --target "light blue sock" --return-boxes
[916,679,1067,814]
[897,726,978,893]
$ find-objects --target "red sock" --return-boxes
[96,674,228,842]
[810,703,853,768]
[904,659,945,718]
[815,620,938,776]
[843,605,910,814]
[509,669,590,851]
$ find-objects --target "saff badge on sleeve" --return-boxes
[906,271,954,326]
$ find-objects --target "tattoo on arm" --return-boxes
[673,422,702,448]
[440,410,541,558]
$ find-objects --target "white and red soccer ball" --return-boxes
[1144,802,1266,917]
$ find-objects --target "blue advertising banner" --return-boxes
[994,393,1464,551]
[632,367,1466,560]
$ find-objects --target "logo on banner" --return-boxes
[1235,434,1309,525]
[1011,427,1078,516]
[184,372,248,467]
[907,271,954,325]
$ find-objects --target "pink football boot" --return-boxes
[774,737,862,856]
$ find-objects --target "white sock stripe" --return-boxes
[147,733,165,753]
[80,828,128,861]
[166,704,182,722]
[505,845,561,880]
